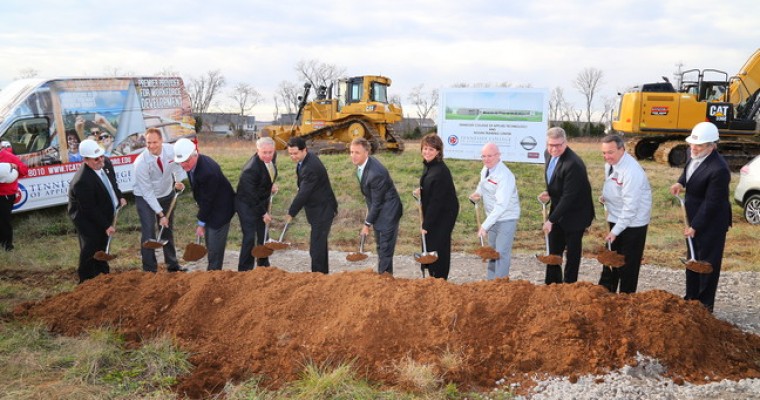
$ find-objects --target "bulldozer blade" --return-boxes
[93,251,117,261]
[535,253,563,265]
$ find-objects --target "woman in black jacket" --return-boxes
[415,133,459,279]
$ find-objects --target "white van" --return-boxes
[0,77,196,212]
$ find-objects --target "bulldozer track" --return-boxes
[297,117,402,154]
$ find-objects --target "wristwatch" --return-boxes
[364,221,372,227]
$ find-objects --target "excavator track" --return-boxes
[653,140,690,168]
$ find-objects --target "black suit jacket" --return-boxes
[189,154,236,229]
[420,158,459,232]
[545,146,595,231]
[288,152,337,224]
[360,156,402,230]
[236,153,276,217]
[678,150,732,233]
[68,158,123,236]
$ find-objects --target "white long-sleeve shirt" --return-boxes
[475,161,520,230]
[602,152,652,235]
[132,143,186,213]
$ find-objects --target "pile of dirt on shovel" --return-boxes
[17,268,760,398]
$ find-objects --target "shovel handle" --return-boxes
[359,233,366,253]
[278,222,290,242]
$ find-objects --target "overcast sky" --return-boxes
[1,0,758,121]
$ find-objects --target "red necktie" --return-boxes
[157,156,164,173]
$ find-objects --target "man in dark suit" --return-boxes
[350,137,403,275]
[669,122,731,312]
[174,138,236,271]
[538,127,595,285]
[285,137,337,274]
[68,139,127,283]
[236,137,278,271]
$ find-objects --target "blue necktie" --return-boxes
[547,157,558,182]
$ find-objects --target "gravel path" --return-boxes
[183,249,760,399]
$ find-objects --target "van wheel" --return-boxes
[744,194,760,225]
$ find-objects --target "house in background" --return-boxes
[197,113,256,138]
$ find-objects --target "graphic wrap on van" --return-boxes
[0,77,196,212]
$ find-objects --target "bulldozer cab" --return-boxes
[335,76,392,111]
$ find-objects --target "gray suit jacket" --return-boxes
[360,156,402,230]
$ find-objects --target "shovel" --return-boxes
[142,185,183,249]
[94,205,124,262]
[265,221,291,250]
[252,194,275,258]
[595,203,625,268]
[597,239,626,268]
[412,192,438,269]
[535,196,563,265]
[469,199,500,261]
[674,194,713,274]
[183,234,207,262]
[346,233,369,262]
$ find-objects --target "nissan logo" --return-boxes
[520,136,538,150]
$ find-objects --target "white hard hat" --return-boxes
[1,141,11,149]
[0,162,18,183]
[173,138,196,163]
[686,122,719,144]
[79,139,104,158]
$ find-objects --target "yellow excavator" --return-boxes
[260,75,404,153]
[612,49,760,170]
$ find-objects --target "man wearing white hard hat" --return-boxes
[669,121,731,312]
[0,140,28,251]
[174,138,235,270]
[68,139,127,283]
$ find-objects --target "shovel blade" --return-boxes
[417,252,438,264]
[142,239,166,249]
[685,260,713,274]
[264,241,290,250]
[93,251,117,261]
[535,253,563,265]
[596,249,625,268]
[346,252,368,262]
[251,245,274,258]
[183,243,207,262]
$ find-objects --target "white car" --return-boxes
[734,155,760,225]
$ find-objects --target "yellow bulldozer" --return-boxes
[260,75,404,154]
[612,49,760,170]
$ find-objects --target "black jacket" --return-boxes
[420,158,459,232]
[68,158,123,236]
[189,154,236,229]
[545,146,595,231]
[236,153,276,217]
[360,156,402,230]
[288,152,337,224]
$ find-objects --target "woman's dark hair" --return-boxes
[420,133,444,161]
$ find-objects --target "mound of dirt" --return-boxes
[17,268,760,398]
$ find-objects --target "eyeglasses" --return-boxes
[547,142,566,148]
[480,153,499,159]
[100,135,111,140]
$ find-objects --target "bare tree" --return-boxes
[295,59,346,94]
[573,67,604,134]
[14,68,39,80]
[274,80,302,121]
[229,83,262,116]
[598,95,618,129]
[103,66,135,77]
[154,66,180,77]
[407,84,439,124]
[187,70,226,115]
[549,87,567,122]
[272,95,280,121]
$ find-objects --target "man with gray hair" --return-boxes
[469,142,520,279]
[236,136,278,271]
[538,127,594,285]
[669,122,731,312]
[599,134,651,293]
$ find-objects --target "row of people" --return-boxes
[67,122,731,312]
